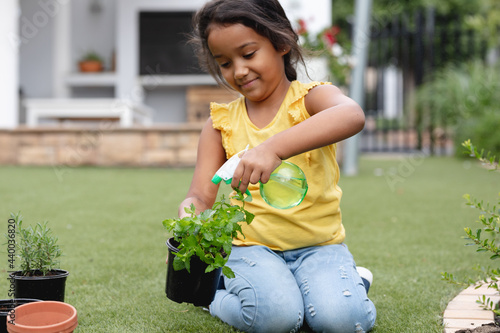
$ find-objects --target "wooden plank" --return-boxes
[442,283,499,333]
[443,309,493,320]
[461,284,500,296]
[443,318,495,328]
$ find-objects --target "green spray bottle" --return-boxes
[211,146,308,209]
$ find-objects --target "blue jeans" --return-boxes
[209,244,376,333]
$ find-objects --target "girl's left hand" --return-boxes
[230,145,281,194]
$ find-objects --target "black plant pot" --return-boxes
[0,298,41,333]
[9,269,69,302]
[165,237,222,307]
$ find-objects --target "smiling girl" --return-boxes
[176,0,377,332]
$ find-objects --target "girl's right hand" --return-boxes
[231,144,282,194]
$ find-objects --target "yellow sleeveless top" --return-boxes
[210,80,345,251]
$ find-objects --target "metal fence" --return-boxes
[359,8,488,155]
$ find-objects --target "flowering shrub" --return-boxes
[296,19,353,86]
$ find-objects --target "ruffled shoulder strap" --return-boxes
[286,81,332,125]
[210,101,230,131]
[210,97,244,158]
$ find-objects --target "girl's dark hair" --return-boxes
[191,0,305,88]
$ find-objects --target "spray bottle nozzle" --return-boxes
[211,146,252,198]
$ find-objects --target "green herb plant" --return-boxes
[8,212,62,276]
[80,51,103,62]
[442,140,500,314]
[162,190,254,279]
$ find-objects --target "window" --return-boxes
[139,12,203,75]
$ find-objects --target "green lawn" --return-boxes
[1,156,499,332]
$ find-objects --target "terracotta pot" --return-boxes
[0,299,41,333]
[78,60,103,72]
[6,301,77,333]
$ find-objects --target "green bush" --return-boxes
[454,112,500,158]
[414,60,500,155]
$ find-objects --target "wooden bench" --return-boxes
[24,99,153,127]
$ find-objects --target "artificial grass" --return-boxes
[0,156,498,332]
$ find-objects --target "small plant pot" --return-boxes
[9,270,69,302]
[0,299,41,333]
[78,60,103,72]
[6,301,77,333]
[165,237,222,306]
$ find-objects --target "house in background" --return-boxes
[0,0,331,167]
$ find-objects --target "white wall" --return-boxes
[19,0,55,99]
[0,0,19,128]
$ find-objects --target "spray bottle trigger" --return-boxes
[235,180,252,199]
[220,178,251,200]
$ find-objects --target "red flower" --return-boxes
[297,19,307,35]
[323,31,336,46]
[323,26,341,46]
[331,26,341,35]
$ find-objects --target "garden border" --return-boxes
[443,284,500,332]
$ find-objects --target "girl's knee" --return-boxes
[241,290,304,332]
[216,280,304,332]
[308,316,375,333]
[249,305,303,333]
[306,299,376,333]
